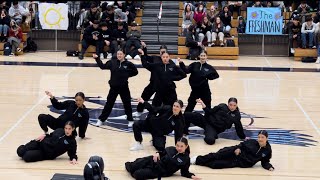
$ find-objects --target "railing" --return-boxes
[156,1,163,42]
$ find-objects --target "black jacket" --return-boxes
[225,139,273,170]
[203,103,246,139]
[99,28,113,42]
[157,146,195,178]
[50,97,89,138]
[141,55,186,91]
[185,31,197,45]
[179,61,219,89]
[144,102,185,143]
[219,11,232,26]
[198,22,212,34]
[95,57,138,87]
[40,128,77,160]
[142,47,175,82]
[112,28,127,41]
[83,25,100,42]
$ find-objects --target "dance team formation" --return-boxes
[17,45,274,179]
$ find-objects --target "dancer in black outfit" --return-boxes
[125,137,201,180]
[17,121,78,164]
[191,130,274,171]
[93,49,138,128]
[38,91,89,139]
[130,98,185,152]
[184,97,247,145]
[140,50,187,107]
[135,45,175,115]
[178,50,219,112]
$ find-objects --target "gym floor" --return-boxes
[0,52,319,179]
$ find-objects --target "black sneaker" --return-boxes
[78,54,84,60]
[125,162,132,173]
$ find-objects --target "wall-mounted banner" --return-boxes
[39,3,68,30]
[245,7,283,35]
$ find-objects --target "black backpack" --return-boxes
[301,56,316,63]
[84,156,109,180]
[66,50,80,57]
[3,42,11,56]
[25,37,37,52]
[226,39,235,47]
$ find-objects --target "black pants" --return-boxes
[133,120,166,151]
[125,39,141,55]
[17,140,46,162]
[184,112,218,145]
[38,114,61,133]
[136,81,156,113]
[185,87,212,112]
[152,88,177,107]
[196,146,240,169]
[111,40,126,55]
[96,40,110,55]
[99,85,133,122]
[81,39,99,55]
[125,156,160,180]
[289,34,301,50]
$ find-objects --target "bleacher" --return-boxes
[78,9,144,57]
[178,2,240,60]
[0,32,28,56]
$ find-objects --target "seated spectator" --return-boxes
[193,2,206,25]
[272,1,285,10]
[8,1,29,26]
[182,3,194,36]
[83,3,101,29]
[78,20,100,60]
[237,16,246,33]
[219,5,232,35]
[101,5,115,30]
[77,2,92,29]
[0,9,10,42]
[114,8,128,30]
[228,1,242,16]
[0,1,9,12]
[265,1,273,8]
[97,22,112,60]
[111,22,127,56]
[211,17,224,47]
[297,1,312,23]
[252,1,264,7]
[315,22,320,63]
[122,1,137,26]
[125,21,141,60]
[288,16,302,54]
[313,10,320,24]
[207,5,218,23]
[8,20,22,56]
[197,16,211,46]
[301,16,316,49]
[133,1,143,10]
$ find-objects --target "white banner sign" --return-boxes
[39,3,68,30]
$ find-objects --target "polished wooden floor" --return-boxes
[0,52,319,180]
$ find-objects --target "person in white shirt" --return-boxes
[8,1,29,26]
[301,16,316,49]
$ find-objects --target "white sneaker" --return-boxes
[130,142,144,151]
[134,55,141,60]
[107,53,112,59]
[316,57,320,64]
[125,55,132,60]
[128,121,134,128]
[100,53,104,60]
[190,156,198,165]
[290,48,295,54]
[95,120,103,126]
[312,46,316,49]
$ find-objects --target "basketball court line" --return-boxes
[293,98,320,137]
[0,67,76,143]
[264,57,273,67]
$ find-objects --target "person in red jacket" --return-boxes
[8,20,22,56]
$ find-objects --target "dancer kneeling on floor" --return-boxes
[17,121,78,164]
[38,91,89,139]
[184,97,247,145]
[125,137,201,180]
[191,130,274,171]
[130,98,185,151]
